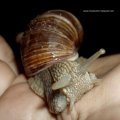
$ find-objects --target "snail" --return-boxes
[19,9,105,114]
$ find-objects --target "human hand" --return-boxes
[0,35,120,120]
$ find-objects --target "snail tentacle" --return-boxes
[52,73,71,90]
[77,48,106,73]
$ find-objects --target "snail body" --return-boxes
[20,9,83,114]
[29,48,105,110]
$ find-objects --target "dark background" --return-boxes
[0,2,119,59]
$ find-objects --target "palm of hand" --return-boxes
[0,36,120,120]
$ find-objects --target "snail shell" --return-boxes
[21,9,83,77]
[20,10,83,114]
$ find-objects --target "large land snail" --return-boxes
[19,10,105,114]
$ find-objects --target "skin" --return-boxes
[0,35,120,120]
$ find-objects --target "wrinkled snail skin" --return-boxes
[20,10,83,114]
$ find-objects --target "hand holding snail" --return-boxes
[1,35,120,120]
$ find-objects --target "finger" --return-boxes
[0,35,18,74]
[0,60,16,96]
[74,64,120,120]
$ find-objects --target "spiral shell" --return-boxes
[21,10,83,77]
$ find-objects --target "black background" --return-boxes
[0,2,119,59]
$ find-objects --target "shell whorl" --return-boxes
[21,10,83,76]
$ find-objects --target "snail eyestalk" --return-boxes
[78,48,106,73]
